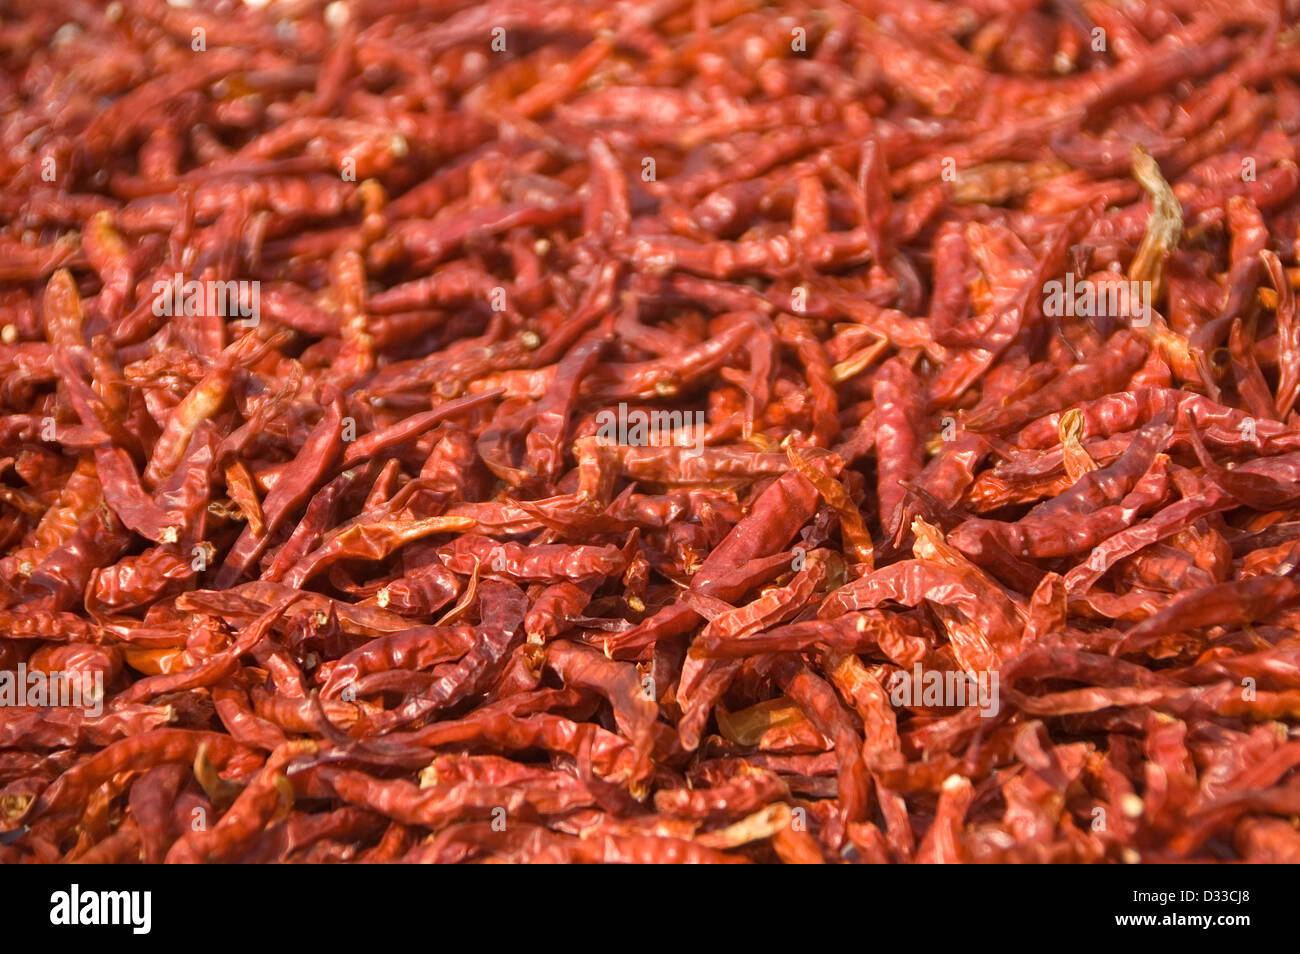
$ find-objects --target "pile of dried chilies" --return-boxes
[2,0,1300,864]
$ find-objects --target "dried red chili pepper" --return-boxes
[5,0,1300,866]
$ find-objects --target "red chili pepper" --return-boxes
[5,0,1300,866]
